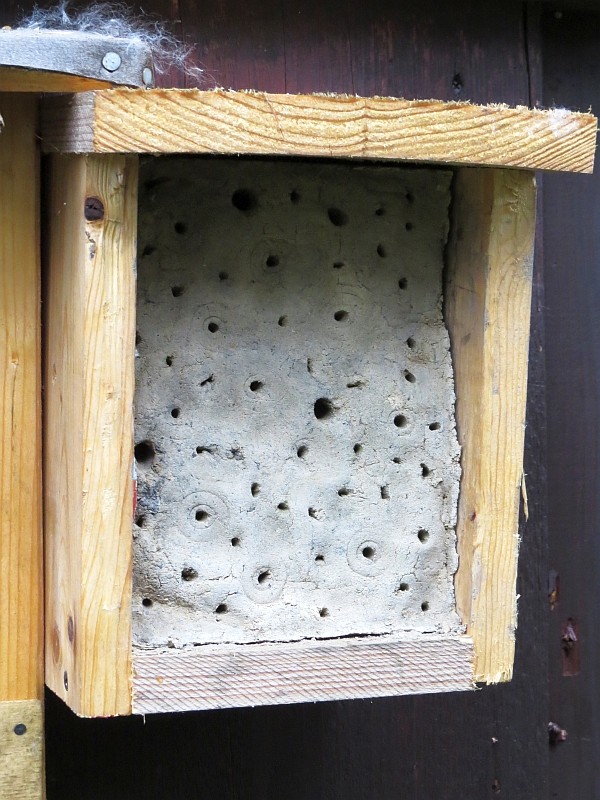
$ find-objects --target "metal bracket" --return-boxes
[0,28,154,91]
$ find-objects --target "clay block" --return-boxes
[133,158,461,649]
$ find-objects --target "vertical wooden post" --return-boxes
[44,154,137,717]
[446,168,536,683]
[0,93,45,797]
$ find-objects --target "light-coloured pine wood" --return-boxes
[133,635,474,714]
[446,168,536,683]
[0,700,45,799]
[0,94,43,703]
[0,66,112,93]
[40,89,597,172]
[45,154,138,717]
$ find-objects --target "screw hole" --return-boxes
[406,337,416,349]
[231,537,240,547]
[333,261,345,269]
[375,207,385,216]
[195,509,210,522]
[181,567,198,581]
[171,285,184,297]
[134,440,155,464]
[362,546,375,560]
[174,221,187,234]
[421,463,430,477]
[334,310,348,322]
[278,315,288,327]
[377,244,387,258]
[392,457,401,464]
[338,487,350,497]
[404,370,416,383]
[418,529,429,543]
[251,483,260,497]
[353,443,362,454]
[319,607,329,617]
[215,603,228,614]
[328,207,348,226]
[394,414,407,428]
[266,254,279,268]
[421,601,430,612]
[208,322,219,333]
[297,445,308,458]
[405,221,414,231]
[142,598,153,608]
[249,380,263,392]
[277,501,289,511]
[231,189,257,212]
[218,271,229,281]
[166,355,174,366]
[429,422,441,431]
[405,191,414,204]
[398,582,409,592]
[398,277,408,290]
[142,244,155,257]
[290,190,300,204]
[315,554,324,562]
[171,407,180,418]
[135,515,146,528]
[380,485,390,500]
[314,397,334,420]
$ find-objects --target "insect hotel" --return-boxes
[0,28,597,726]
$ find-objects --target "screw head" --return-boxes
[102,52,122,73]
[13,723,27,736]
[142,67,154,87]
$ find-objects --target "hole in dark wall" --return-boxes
[314,397,334,419]
[328,208,348,226]
[134,440,155,464]
[231,189,257,211]
[174,221,187,234]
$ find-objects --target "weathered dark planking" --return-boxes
[542,8,600,799]
[1,0,549,796]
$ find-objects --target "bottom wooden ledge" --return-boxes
[0,700,45,800]
[132,634,474,714]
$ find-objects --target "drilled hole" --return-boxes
[266,254,279,268]
[333,261,345,269]
[353,443,362,454]
[171,285,184,297]
[195,509,210,522]
[308,507,318,519]
[277,501,289,511]
[406,191,414,204]
[195,445,212,454]
[231,189,257,211]
[418,529,429,543]
[215,603,228,614]
[380,485,390,500]
[405,221,414,231]
[297,445,308,458]
[429,422,441,431]
[394,414,407,428]
[314,397,334,419]
[135,331,142,346]
[290,190,300,204]
[328,208,348,226]
[406,337,416,349]
[251,482,260,497]
[398,277,408,290]
[208,322,219,333]
[421,601,430,612]
[142,598,153,607]
[377,244,387,258]
[134,440,155,464]
[278,315,288,327]
[392,457,401,464]
[250,380,263,392]
[171,407,180,418]
[84,196,104,221]
[362,546,375,560]
[135,515,146,528]
[404,370,416,383]
[142,244,155,257]
[319,607,329,617]
[315,554,324,562]
[398,582,409,592]
[421,463,430,477]
[257,569,272,585]
[375,207,385,216]
[181,567,198,581]
[338,487,349,497]
[218,271,229,281]
[334,310,348,322]
[174,221,187,234]
[231,537,240,547]
[166,355,174,366]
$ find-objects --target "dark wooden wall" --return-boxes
[2,1,598,797]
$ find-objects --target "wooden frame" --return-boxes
[41,89,594,717]
[0,94,45,795]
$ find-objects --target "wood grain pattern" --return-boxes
[133,635,474,714]
[0,66,112,93]
[40,89,597,172]
[446,168,536,683]
[0,700,45,799]
[0,94,43,702]
[44,154,137,717]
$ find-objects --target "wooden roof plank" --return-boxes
[40,88,597,173]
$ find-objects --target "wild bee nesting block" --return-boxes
[133,159,461,649]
